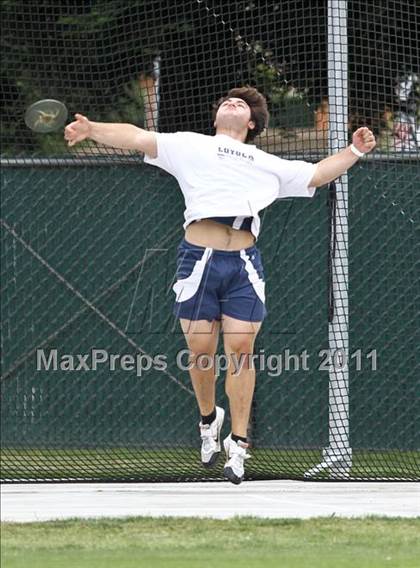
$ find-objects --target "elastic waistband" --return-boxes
[180,238,257,256]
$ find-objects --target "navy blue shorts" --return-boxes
[173,239,267,322]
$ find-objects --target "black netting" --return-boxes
[1,0,419,482]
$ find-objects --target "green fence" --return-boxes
[1,159,419,481]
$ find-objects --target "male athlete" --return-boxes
[65,86,376,484]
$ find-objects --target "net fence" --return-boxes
[1,0,419,482]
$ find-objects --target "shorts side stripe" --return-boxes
[172,247,213,302]
[239,250,265,304]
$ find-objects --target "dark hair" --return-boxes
[213,86,269,143]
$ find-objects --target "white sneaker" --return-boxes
[199,407,225,468]
[223,434,251,485]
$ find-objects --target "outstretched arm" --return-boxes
[64,114,157,158]
[309,127,376,187]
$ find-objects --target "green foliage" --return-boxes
[254,63,314,128]
[104,79,145,125]
[58,9,117,31]
[0,0,149,156]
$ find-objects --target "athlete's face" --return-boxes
[214,98,255,132]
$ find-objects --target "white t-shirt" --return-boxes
[144,131,317,239]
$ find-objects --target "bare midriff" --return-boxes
[184,219,255,251]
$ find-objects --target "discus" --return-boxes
[24,99,68,133]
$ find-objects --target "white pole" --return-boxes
[153,55,161,131]
[305,0,352,479]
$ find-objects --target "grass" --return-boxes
[2,516,420,568]
[1,447,419,481]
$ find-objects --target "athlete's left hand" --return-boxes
[352,127,376,154]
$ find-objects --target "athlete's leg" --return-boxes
[180,318,225,467]
[222,315,262,438]
[221,315,261,483]
[179,318,220,416]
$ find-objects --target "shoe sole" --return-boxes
[223,466,243,485]
[201,408,225,469]
[202,451,220,469]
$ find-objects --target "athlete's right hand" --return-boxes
[64,114,92,146]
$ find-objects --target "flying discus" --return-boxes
[25,99,68,133]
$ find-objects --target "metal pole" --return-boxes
[305,0,352,479]
[153,55,161,131]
